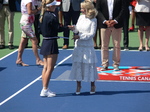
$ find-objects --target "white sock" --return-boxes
[42,87,48,91]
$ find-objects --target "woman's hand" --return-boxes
[68,25,75,31]
[72,35,80,40]
[27,3,41,15]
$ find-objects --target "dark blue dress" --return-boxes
[39,11,66,56]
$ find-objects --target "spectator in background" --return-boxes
[92,0,101,49]
[128,0,137,31]
[25,0,42,48]
[57,0,63,26]
[96,0,125,71]
[0,0,18,49]
[54,0,63,26]
[54,0,63,25]
[26,0,62,49]
[16,0,43,66]
[135,0,150,51]
[123,0,133,51]
[61,0,82,49]
[34,0,42,48]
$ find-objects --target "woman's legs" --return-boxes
[138,26,144,51]
[76,81,81,94]
[16,37,29,66]
[30,37,43,65]
[16,36,43,66]
[76,81,96,94]
[40,54,58,97]
[145,26,150,51]
[42,54,58,89]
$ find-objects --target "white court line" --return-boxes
[0,49,18,61]
[0,54,72,106]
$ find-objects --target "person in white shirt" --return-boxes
[96,0,125,71]
[0,0,17,49]
[68,0,98,95]
[16,0,43,66]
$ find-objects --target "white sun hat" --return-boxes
[46,0,61,7]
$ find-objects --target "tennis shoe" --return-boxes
[113,66,119,71]
[101,66,108,71]
[40,89,56,97]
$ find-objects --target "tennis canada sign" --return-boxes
[97,66,150,82]
[120,76,150,81]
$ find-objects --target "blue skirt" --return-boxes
[40,39,59,56]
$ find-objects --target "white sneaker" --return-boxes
[124,48,129,51]
[113,66,119,71]
[40,89,56,97]
[110,48,113,50]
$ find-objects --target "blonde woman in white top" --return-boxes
[68,0,98,95]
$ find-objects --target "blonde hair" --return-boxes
[81,0,98,19]
[39,0,54,23]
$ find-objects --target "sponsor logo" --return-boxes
[97,66,150,81]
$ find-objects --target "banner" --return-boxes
[97,66,150,82]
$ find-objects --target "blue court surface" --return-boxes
[0,49,150,112]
